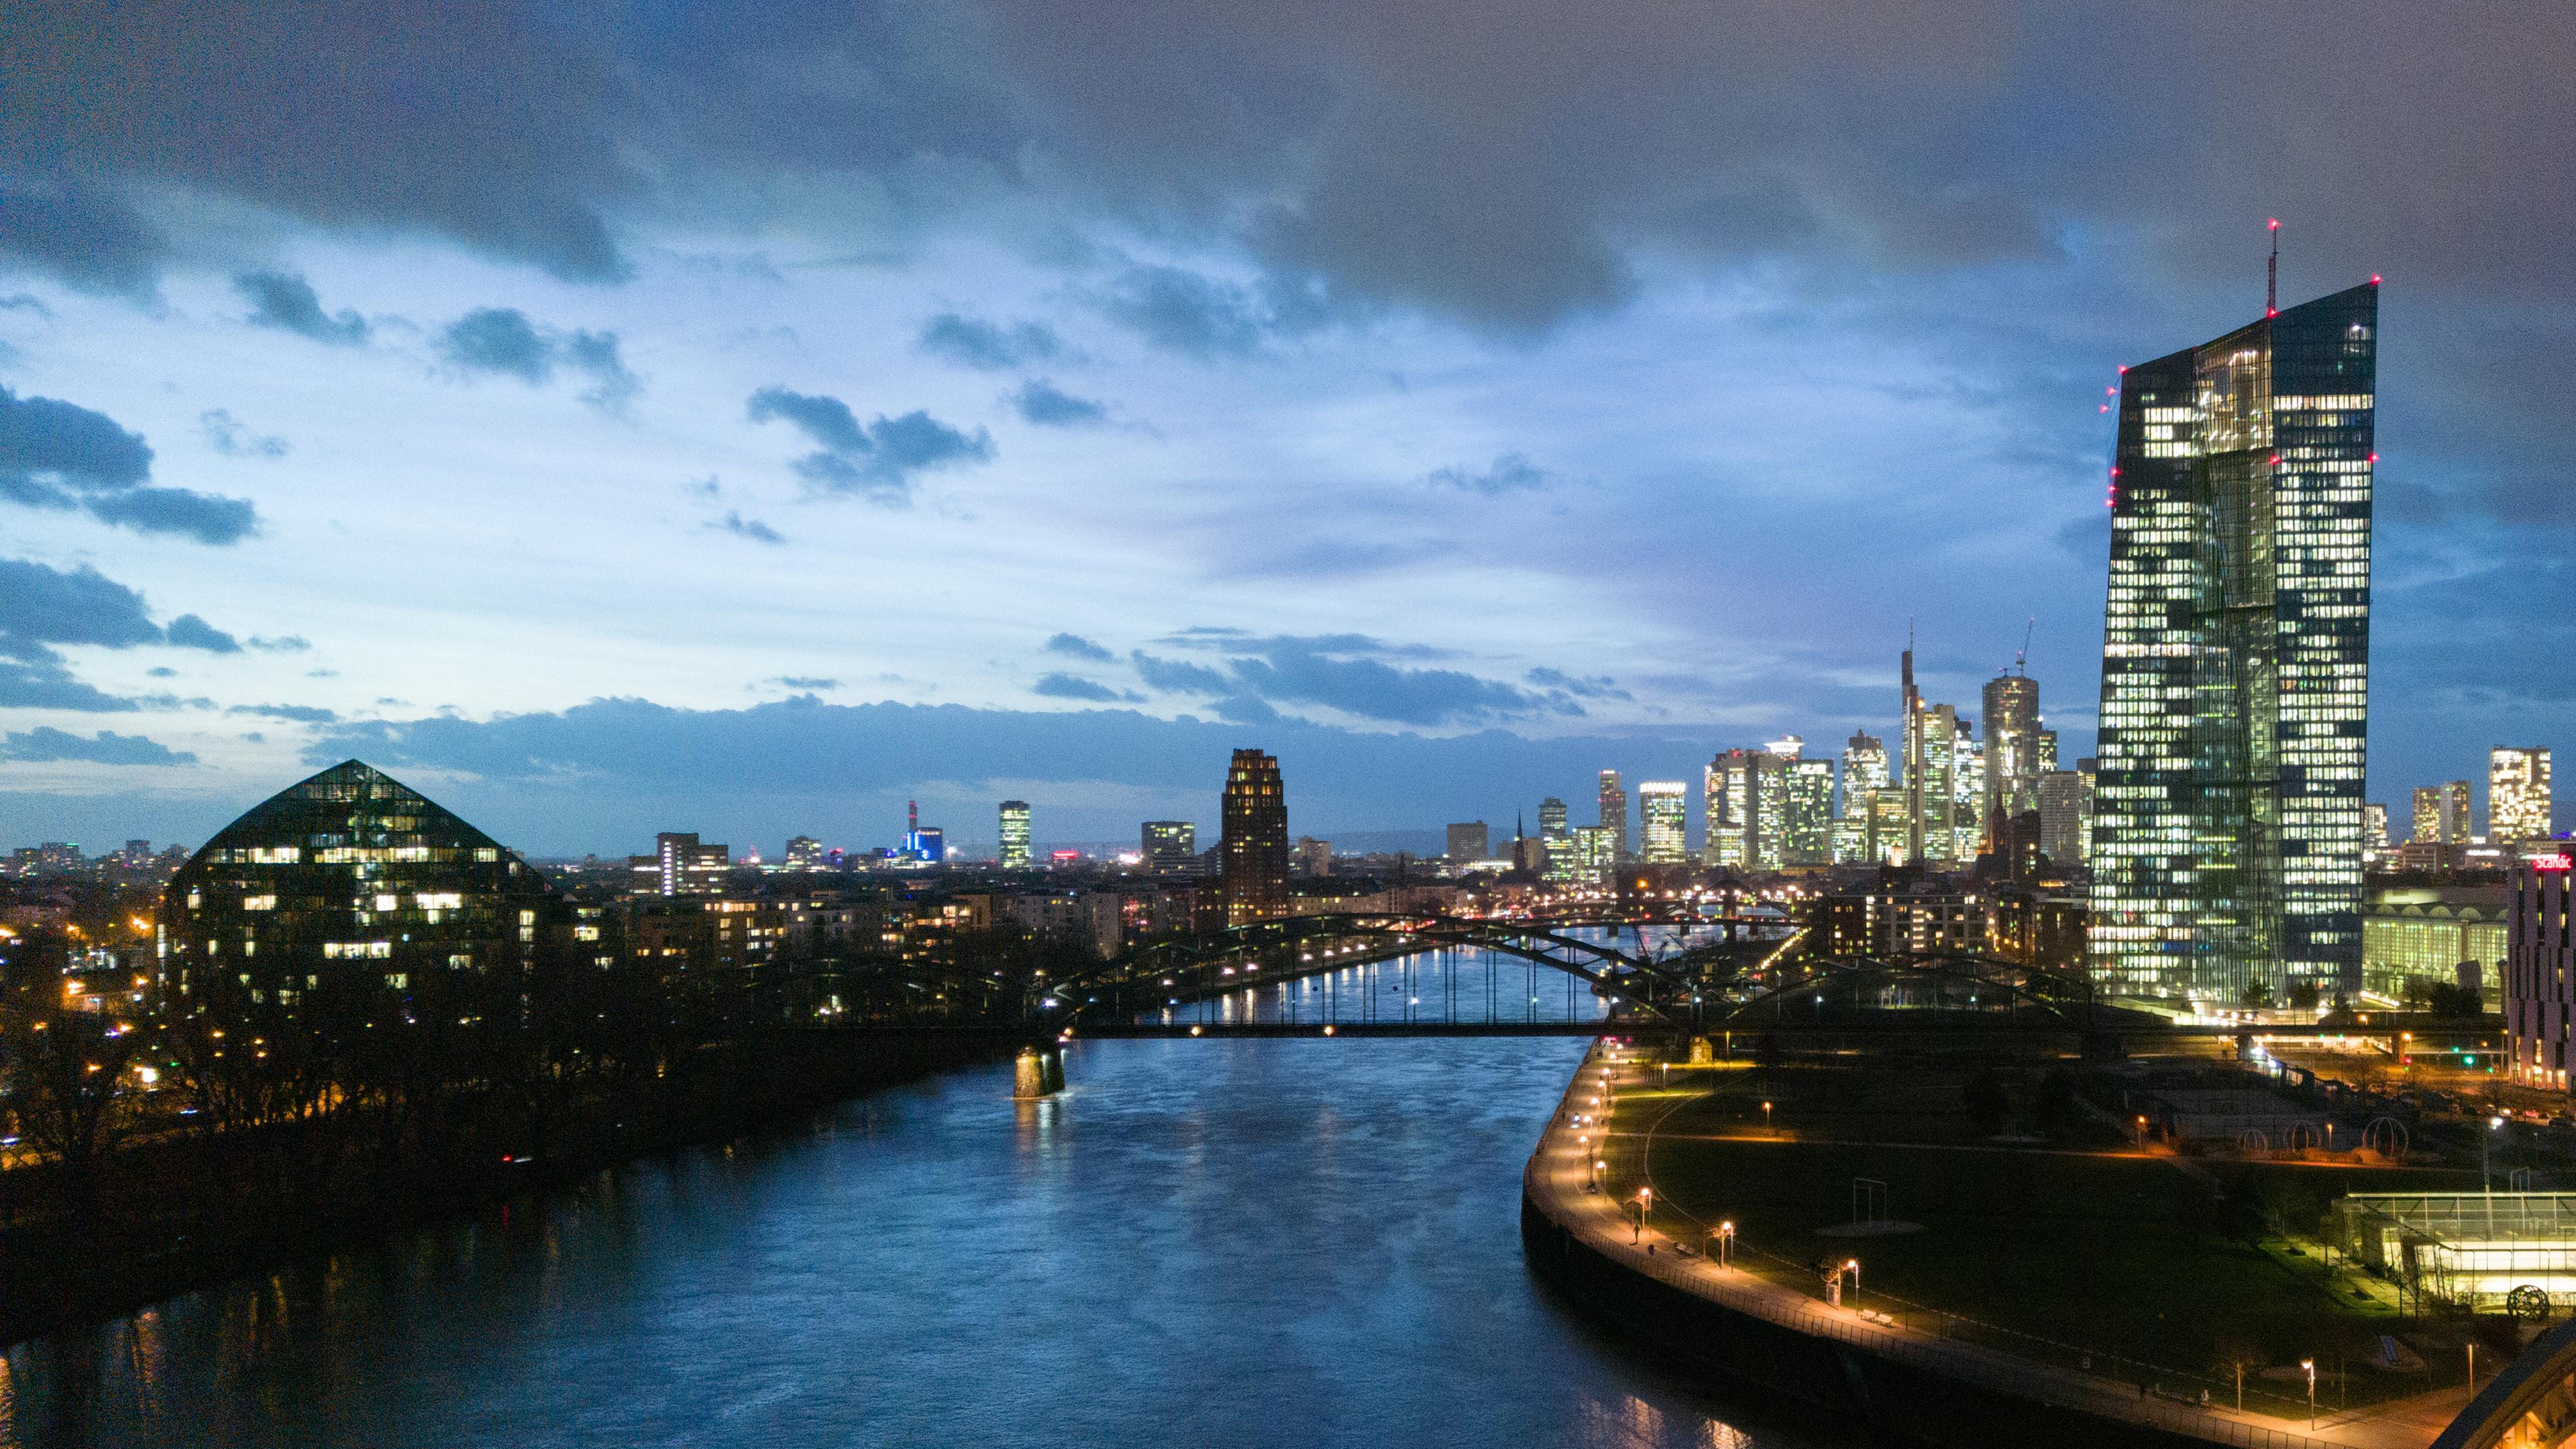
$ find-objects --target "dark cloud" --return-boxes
[917,313,1063,370]
[0,386,258,542]
[164,614,241,653]
[1010,378,1107,427]
[0,176,163,297]
[714,511,786,544]
[200,408,288,458]
[233,270,370,345]
[146,665,174,678]
[1213,694,1281,725]
[227,702,338,723]
[437,307,640,410]
[773,676,839,690]
[1426,451,1548,495]
[0,557,192,712]
[1032,672,1126,702]
[746,386,993,503]
[0,726,195,766]
[1045,633,1114,661]
[1524,667,1631,702]
[1095,265,1270,358]
[1132,634,1556,727]
[248,635,310,652]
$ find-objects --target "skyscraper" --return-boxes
[2037,769,2092,868]
[1142,820,1197,873]
[1638,782,1688,865]
[1784,757,1835,866]
[2414,782,2472,844]
[2361,802,2390,861]
[1982,673,2042,828]
[2492,748,2554,841]
[1597,771,1629,859]
[1220,749,1287,926]
[1446,821,1490,861]
[1915,703,1960,863]
[1538,796,1568,839]
[1900,647,1925,864]
[1835,733,1888,865]
[1951,724,1984,861]
[2090,280,2377,1001]
[997,801,1032,869]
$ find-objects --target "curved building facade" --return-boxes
[159,759,557,1012]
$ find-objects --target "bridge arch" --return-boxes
[2433,1314,2576,1449]
[1713,952,2094,1027]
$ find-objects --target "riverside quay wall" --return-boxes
[1519,1046,2368,1449]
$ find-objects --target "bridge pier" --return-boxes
[1014,1045,1067,1097]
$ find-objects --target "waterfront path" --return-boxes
[1525,1044,2470,1449]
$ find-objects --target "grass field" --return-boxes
[1596,1053,2489,1411]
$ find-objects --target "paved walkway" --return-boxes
[1525,1046,2469,1449]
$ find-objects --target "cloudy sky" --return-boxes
[2,3,2569,856]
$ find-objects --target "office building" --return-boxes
[1953,727,1985,861]
[1784,758,1835,866]
[998,800,1032,869]
[1446,821,1490,862]
[1142,820,1198,874]
[160,759,559,1012]
[1597,771,1629,858]
[2507,853,2575,1091]
[1913,702,1960,863]
[1868,790,1911,866]
[902,826,946,864]
[1982,673,2043,827]
[1220,749,1288,926]
[2088,280,2377,1001]
[632,831,731,896]
[1294,836,1334,876]
[1842,733,1888,814]
[2493,749,2554,842]
[2037,768,2092,868]
[783,835,824,871]
[1538,796,1568,839]
[2415,782,2473,845]
[2362,804,2391,857]
[1564,825,1617,887]
[1638,782,1688,865]
[1703,749,1773,870]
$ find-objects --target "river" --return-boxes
[0,1034,1858,1448]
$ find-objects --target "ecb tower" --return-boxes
[2090,280,2377,1003]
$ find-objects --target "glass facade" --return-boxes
[2492,749,2554,842]
[1220,749,1288,924]
[1597,771,1629,859]
[998,800,1032,869]
[159,759,557,1013]
[1783,759,1835,866]
[1982,674,2042,826]
[2090,282,2377,1001]
[1638,782,1688,865]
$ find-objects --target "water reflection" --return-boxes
[2,1036,1851,1448]
[1151,925,1733,1027]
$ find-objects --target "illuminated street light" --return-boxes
[2487,1116,2506,1193]
[1844,1258,1861,1309]
[2302,1358,2316,1426]
[1713,1221,1735,1269]
[1762,1101,1773,1134]
[1634,1186,1652,1243]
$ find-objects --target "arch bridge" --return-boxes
[1032,913,1792,1034]
[1710,951,2099,1028]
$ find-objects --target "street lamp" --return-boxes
[1844,1258,1862,1310]
[1762,1101,1774,1134]
[2487,1116,2506,1194]
[1634,1186,1652,1242]
[2302,1358,2316,1427]
[1714,1221,1735,1269]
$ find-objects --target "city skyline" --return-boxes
[2,12,2571,857]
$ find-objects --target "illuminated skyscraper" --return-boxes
[1597,771,1629,858]
[1982,673,2042,827]
[2089,280,2377,1000]
[1842,733,1888,812]
[1915,703,1960,863]
[1567,825,1617,885]
[2492,748,2554,841]
[1220,749,1287,925]
[1538,796,1568,839]
[998,800,1032,869]
[1784,758,1835,866]
[2414,782,2471,844]
[1638,781,1688,865]
[2037,769,2092,867]
[2361,802,2390,863]
[1951,725,1984,861]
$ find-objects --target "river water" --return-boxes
[0,1035,1856,1448]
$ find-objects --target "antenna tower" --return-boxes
[2266,218,2280,316]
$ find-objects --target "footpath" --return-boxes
[1522,1044,2469,1449]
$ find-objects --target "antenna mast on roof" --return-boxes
[2267,218,2280,317]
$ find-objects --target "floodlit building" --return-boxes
[1638,782,1688,865]
[2493,748,2555,843]
[2364,888,2507,1004]
[998,800,1032,869]
[1220,749,1288,925]
[1982,672,2042,828]
[159,759,560,1012]
[2089,281,2377,1002]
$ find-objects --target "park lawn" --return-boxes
[1609,1060,2469,1409]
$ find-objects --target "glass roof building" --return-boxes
[159,759,557,1013]
[2090,282,2377,1002]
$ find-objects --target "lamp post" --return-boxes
[2468,1342,2478,1395]
[1844,1258,1861,1310]
[2487,1116,2505,1194]
[1634,1186,1652,1243]
[1762,1100,1774,1135]
[2302,1358,2316,1427]
[1714,1221,1735,1269]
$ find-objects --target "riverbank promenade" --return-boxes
[1524,1044,2469,1449]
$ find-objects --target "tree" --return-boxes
[2288,981,2322,1012]
[1,986,142,1209]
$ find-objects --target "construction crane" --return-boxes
[2014,617,2034,676]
